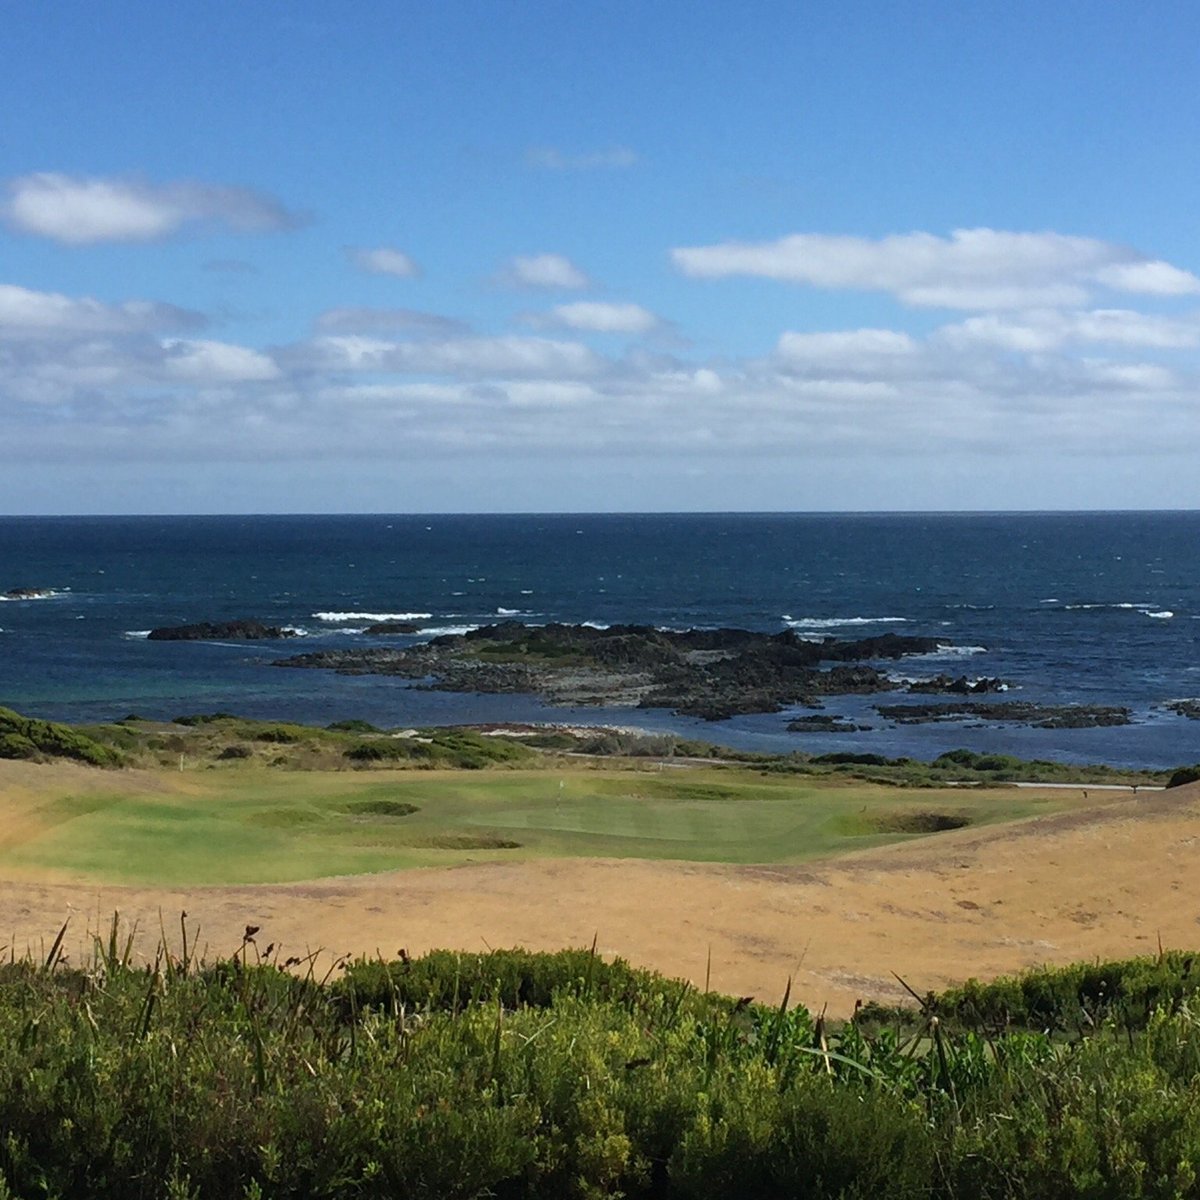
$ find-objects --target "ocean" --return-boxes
[1,512,1198,769]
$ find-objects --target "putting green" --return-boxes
[0,764,1082,886]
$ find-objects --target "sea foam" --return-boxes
[782,615,908,629]
[313,611,432,622]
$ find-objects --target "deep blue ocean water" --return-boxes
[1,512,1199,768]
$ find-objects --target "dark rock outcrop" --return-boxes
[147,620,298,641]
[875,701,1131,729]
[906,674,1010,695]
[786,715,873,733]
[277,621,957,721]
[364,621,422,635]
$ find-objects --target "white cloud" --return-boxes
[498,253,591,290]
[525,146,638,170]
[938,308,1200,352]
[6,271,1200,478]
[0,283,204,335]
[347,246,421,277]
[671,228,1200,309]
[315,307,467,335]
[536,301,661,334]
[776,328,918,362]
[3,173,300,244]
[300,333,604,378]
[1093,261,1200,295]
[162,339,281,383]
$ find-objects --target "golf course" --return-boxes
[0,759,1080,886]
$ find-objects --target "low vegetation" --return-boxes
[6,935,1200,1198]
[0,708,1158,788]
[857,950,1200,1037]
[0,706,125,768]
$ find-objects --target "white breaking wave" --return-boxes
[421,623,481,637]
[1147,610,1175,620]
[921,644,989,658]
[124,630,152,639]
[889,673,1008,690]
[496,607,522,616]
[313,611,432,622]
[1064,601,1154,611]
[782,615,908,629]
[581,620,611,630]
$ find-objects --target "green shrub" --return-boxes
[0,731,39,760]
[0,707,125,767]
[1167,765,1200,788]
[172,711,240,725]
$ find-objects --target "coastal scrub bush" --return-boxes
[10,939,1200,1196]
[344,729,534,769]
[0,706,125,767]
[0,731,38,760]
[335,946,708,1017]
[1167,764,1200,788]
[858,951,1200,1035]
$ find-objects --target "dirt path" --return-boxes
[3,782,1199,1017]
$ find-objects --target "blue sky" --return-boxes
[2,1,1199,513]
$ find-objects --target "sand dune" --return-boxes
[3,782,1199,1016]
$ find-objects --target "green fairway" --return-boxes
[0,764,1085,886]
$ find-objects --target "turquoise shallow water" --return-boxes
[1,512,1198,768]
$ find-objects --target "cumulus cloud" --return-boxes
[3,173,302,245]
[532,301,661,334]
[314,307,468,336]
[347,246,421,277]
[0,283,205,336]
[162,339,281,383]
[497,253,591,290]
[296,333,604,379]
[525,145,638,170]
[5,270,1200,475]
[776,328,918,363]
[671,228,1200,310]
[937,308,1200,352]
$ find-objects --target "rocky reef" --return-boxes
[276,620,950,720]
[874,700,1131,729]
[2,587,56,600]
[904,674,1010,695]
[147,620,299,641]
[785,714,873,733]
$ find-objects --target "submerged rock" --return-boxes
[786,715,873,733]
